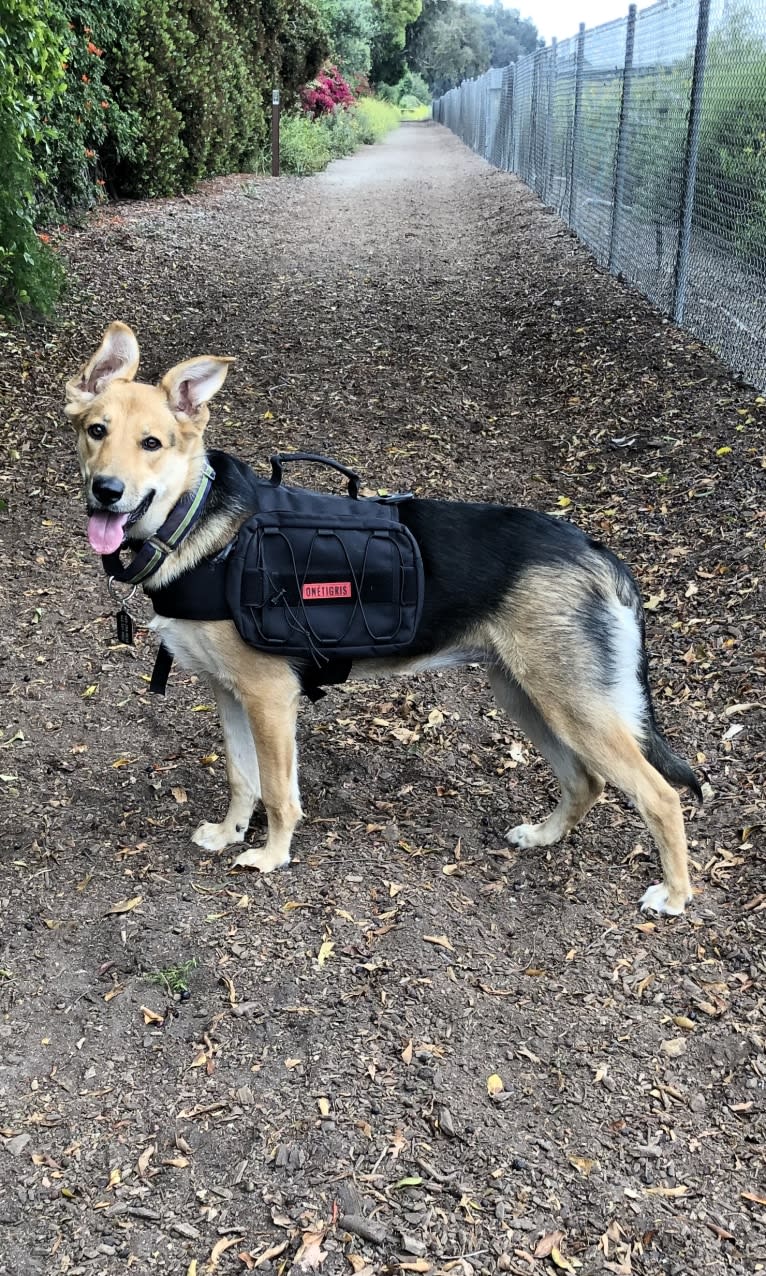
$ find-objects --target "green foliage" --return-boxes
[279,96,399,173]
[317,0,377,77]
[37,1,141,218]
[279,110,333,174]
[698,13,766,263]
[375,0,539,92]
[0,0,66,316]
[351,94,400,140]
[377,65,430,105]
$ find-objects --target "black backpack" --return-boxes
[225,454,424,661]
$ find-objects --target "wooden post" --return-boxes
[271,88,280,177]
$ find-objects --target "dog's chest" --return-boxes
[150,616,235,687]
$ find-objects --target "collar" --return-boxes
[101,463,216,586]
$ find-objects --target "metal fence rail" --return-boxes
[433,0,766,391]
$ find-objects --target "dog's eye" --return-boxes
[141,436,162,451]
[87,423,107,441]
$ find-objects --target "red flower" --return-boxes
[100,100,109,109]
[86,40,103,55]
[37,232,51,243]
[81,73,90,83]
[85,148,95,158]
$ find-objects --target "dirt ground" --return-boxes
[0,122,764,1276]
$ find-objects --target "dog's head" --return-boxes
[66,322,233,555]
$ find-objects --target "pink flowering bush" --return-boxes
[301,65,355,118]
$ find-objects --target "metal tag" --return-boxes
[116,608,134,646]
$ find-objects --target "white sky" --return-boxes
[514,0,652,44]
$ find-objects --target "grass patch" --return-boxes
[145,958,199,997]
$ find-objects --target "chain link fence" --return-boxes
[434,0,766,391]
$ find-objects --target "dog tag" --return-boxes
[116,608,134,646]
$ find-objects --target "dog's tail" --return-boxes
[642,724,703,804]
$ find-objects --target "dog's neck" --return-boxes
[101,461,223,588]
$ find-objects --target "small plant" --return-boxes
[146,957,199,997]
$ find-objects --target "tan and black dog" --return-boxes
[67,322,701,914]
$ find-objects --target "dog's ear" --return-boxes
[65,322,140,416]
[160,356,234,431]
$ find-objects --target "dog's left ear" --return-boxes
[65,321,140,416]
[161,356,235,431]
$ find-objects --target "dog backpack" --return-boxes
[225,454,424,661]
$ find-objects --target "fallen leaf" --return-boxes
[534,1230,565,1259]
[568,1155,596,1177]
[742,1190,766,1206]
[220,974,237,1006]
[672,1016,695,1031]
[108,895,143,915]
[293,1229,327,1271]
[171,786,188,804]
[423,934,454,951]
[393,1175,423,1189]
[208,1235,242,1268]
[644,1185,689,1197]
[251,1239,289,1266]
[82,684,98,698]
[137,1144,155,1176]
[141,1006,165,1025]
[317,1097,330,1116]
[317,939,335,967]
[661,1037,687,1058]
[486,1073,504,1097]
[551,1248,575,1272]
[402,1039,413,1065]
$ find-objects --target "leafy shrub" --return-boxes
[0,0,66,316]
[395,67,430,105]
[398,92,421,111]
[37,1,141,218]
[302,64,355,117]
[279,96,399,173]
[279,111,332,174]
[352,96,400,143]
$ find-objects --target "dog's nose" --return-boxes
[92,476,125,506]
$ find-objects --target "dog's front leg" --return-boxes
[232,673,303,874]
[192,680,261,852]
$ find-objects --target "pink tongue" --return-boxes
[88,511,130,555]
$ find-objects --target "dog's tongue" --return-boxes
[88,511,130,555]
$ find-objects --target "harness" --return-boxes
[103,453,425,701]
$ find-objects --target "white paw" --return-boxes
[232,844,290,874]
[639,882,689,916]
[192,821,245,853]
[507,822,554,849]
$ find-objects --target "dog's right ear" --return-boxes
[65,322,140,417]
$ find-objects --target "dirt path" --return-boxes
[0,122,764,1276]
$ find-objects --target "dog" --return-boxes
[67,322,701,914]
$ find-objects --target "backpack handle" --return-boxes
[269,452,361,500]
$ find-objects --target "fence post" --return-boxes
[567,23,586,226]
[672,0,711,323]
[608,4,637,271]
[543,38,557,205]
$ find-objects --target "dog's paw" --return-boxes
[639,882,689,916]
[232,844,290,874]
[192,821,245,853]
[507,821,556,849]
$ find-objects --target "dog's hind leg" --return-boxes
[488,668,604,849]
[584,727,692,915]
[232,671,303,874]
[192,680,261,853]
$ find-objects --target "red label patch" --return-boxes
[302,581,352,601]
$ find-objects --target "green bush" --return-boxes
[0,0,67,317]
[279,111,332,174]
[352,95,400,142]
[279,96,399,174]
